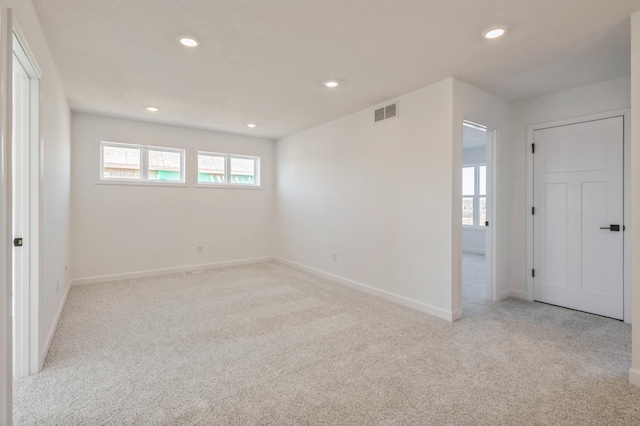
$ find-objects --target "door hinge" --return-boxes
[532,207,535,215]
[13,238,23,247]
[532,143,535,154]
[532,269,535,278]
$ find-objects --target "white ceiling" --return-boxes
[31,0,640,140]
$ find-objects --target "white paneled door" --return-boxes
[533,117,623,319]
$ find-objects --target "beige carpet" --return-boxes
[13,260,640,425]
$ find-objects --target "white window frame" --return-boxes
[195,151,261,189]
[96,140,187,186]
[462,163,486,228]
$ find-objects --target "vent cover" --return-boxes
[374,102,399,123]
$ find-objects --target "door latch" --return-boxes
[599,225,620,232]
[13,238,23,247]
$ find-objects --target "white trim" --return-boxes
[1,7,13,424]
[40,279,70,371]
[498,289,528,301]
[11,20,41,79]
[70,257,274,286]
[275,257,457,322]
[194,184,263,190]
[11,27,41,377]
[526,109,631,322]
[498,289,511,300]
[509,290,529,300]
[630,368,640,387]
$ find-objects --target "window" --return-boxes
[197,151,260,187]
[99,141,185,184]
[462,164,486,226]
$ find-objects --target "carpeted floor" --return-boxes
[13,259,640,425]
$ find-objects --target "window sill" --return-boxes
[95,179,189,188]
[195,183,262,190]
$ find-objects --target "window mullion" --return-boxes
[474,165,479,226]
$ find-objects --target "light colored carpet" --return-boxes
[13,260,640,425]
[462,251,486,304]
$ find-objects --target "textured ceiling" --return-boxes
[31,0,640,139]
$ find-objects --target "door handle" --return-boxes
[600,225,620,232]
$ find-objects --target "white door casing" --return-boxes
[533,116,624,319]
[11,50,29,377]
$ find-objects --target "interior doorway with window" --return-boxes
[461,120,494,308]
[12,31,41,377]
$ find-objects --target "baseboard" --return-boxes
[509,290,529,300]
[275,257,456,322]
[629,368,640,387]
[498,290,511,301]
[70,257,275,286]
[40,280,71,371]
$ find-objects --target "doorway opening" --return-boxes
[12,31,41,377]
[461,120,495,309]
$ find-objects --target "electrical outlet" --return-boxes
[197,245,204,254]
[332,252,338,262]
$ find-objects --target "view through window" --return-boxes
[462,164,486,226]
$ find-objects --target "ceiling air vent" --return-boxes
[374,102,399,123]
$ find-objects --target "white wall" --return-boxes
[462,147,487,254]
[629,12,640,387]
[462,228,485,254]
[510,76,631,301]
[453,80,512,305]
[275,79,456,320]
[70,113,275,282]
[8,0,72,370]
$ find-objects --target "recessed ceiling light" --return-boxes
[324,81,339,88]
[483,27,507,40]
[146,106,159,112]
[247,123,257,128]
[178,36,200,47]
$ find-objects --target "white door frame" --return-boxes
[458,118,498,313]
[1,5,14,425]
[526,109,631,323]
[12,26,41,376]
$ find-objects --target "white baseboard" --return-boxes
[498,290,511,301]
[275,257,456,322]
[509,290,529,300]
[629,368,640,387]
[70,257,275,286]
[41,280,71,371]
